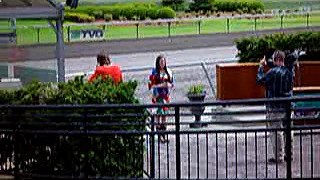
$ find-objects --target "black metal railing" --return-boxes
[0,95,320,179]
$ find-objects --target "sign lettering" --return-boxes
[70,29,104,42]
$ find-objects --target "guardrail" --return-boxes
[1,95,320,179]
[7,11,319,45]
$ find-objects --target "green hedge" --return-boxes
[213,0,264,13]
[157,7,176,19]
[0,77,147,178]
[64,12,95,23]
[189,0,214,12]
[235,31,320,63]
[162,0,187,11]
[66,2,176,21]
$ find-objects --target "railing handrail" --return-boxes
[12,11,318,29]
[0,95,319,109]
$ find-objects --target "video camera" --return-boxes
[66,0,79,9]
[264,49,303,68]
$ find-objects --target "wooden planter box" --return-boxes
[216,63,264,100]
[216,62,320,125]
[216,61,320,100]
[293,86,320,125]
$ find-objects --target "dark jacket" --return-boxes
[257,65,294,109]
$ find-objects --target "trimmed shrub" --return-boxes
[65,3,174,21]
[213,0,264,13]
[135,6,148,20]
[130,1,158,8]
[104,14,113,22]
[157,7,176,19]
[91,10,104,19]
[0,77,147,178]
[100,6,113,15]
[111,7,122,20]
[162,0,187,11]
[64,12,95,23]
[66,2,176,22]
[147,7,159,20]
[189,0,214,12]
[70,6,97,15]
[121,6,136,20]
[235,32,320,62]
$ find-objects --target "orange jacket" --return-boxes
[89,65,123,84]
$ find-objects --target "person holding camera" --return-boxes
[256,50,294,164]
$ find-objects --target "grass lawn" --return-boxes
[7,13,319,45]
[0,0,318,45]
[72,0,320,11]
[263,0,320,11]
[0,20,13,33]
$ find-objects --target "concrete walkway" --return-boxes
[145,113,320,179]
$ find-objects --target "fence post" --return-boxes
[254,17,257,32]
[67,26,71,42]
[13,111,20,179]
[37,28,40,43]
[136,23,139,39]
[280,15,284,29]
[175,106,181,179]
[10,18,17,44]
[306,13,310,28]
[168,22,171,38]
[201,62,215,98]
[226,18,230,33]
[103,25,106,41]
[285,104,292,179]
[150,115,156,179]
[198,20,201,34]
[80,109,89,179]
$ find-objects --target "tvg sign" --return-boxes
[70,29,104,42]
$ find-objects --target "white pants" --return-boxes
[266,111,294,160]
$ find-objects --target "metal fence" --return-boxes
[8,11,319,45]
[1,95,320,179]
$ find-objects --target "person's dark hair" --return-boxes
[155,54,172,83]
[265,48,276,61]
[97,51,111,66]
[273,50,285,62]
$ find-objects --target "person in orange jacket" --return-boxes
[89,51,123,84]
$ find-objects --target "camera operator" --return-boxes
[256,50,294,164]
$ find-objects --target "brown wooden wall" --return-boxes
[216,61,320,100]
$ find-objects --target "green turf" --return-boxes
[263,0,319,11]
[1,13,319,45]
[72,0,320,11]
[5,0,316,45]
[0,20,14,33]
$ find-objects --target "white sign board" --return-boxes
[69,29,104,42]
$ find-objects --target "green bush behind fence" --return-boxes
[235,31,320,62]
[0,77,148,178]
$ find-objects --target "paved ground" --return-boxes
[146,130,320,179]
[12,46,237,76]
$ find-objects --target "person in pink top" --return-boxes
[89,51,123,84]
